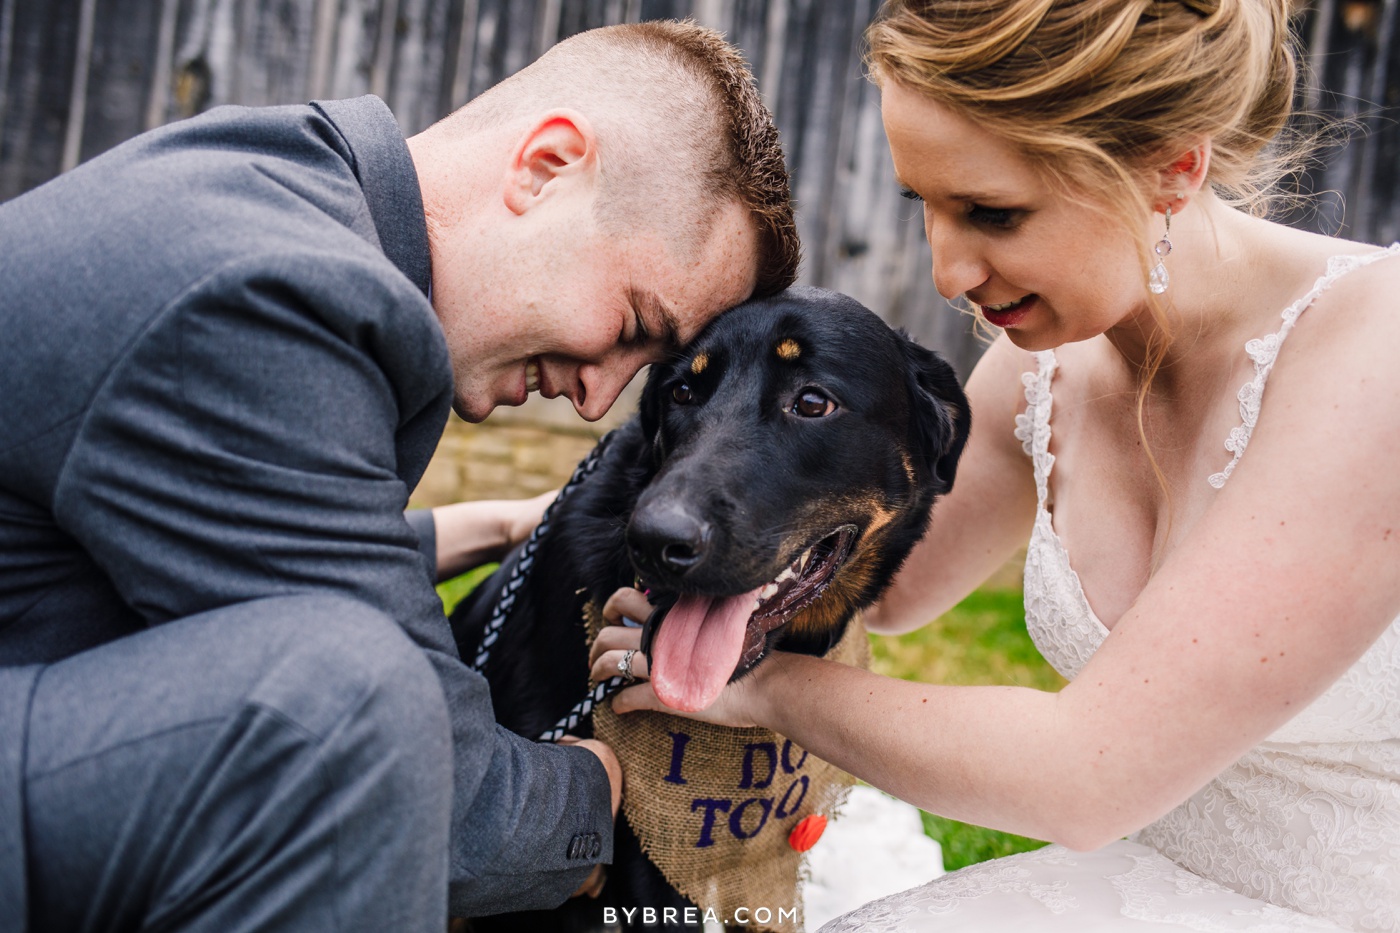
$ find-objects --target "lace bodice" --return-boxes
[1013,245,1400,930]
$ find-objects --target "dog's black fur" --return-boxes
[450,287,970,932]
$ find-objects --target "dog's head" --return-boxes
[626,286,970,711]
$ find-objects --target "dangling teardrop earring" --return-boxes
[1149,206,1173,295]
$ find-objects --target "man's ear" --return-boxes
[503,109,598,215]
[900,333,971,495]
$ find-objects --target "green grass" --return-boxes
[868,586,1066,870]
[868,587,1066,692]
[443,565,1061,872]
[436,563,498,616]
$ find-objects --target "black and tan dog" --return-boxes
[450,286,970,931]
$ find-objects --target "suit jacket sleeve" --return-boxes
[51,251,612,914]
[404,508,438,574]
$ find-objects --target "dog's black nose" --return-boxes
[628,501,712,579]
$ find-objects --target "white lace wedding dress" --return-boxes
[819,245,1400,933]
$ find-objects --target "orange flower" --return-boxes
[787,814,827,852]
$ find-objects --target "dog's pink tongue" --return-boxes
[651,588,762,712]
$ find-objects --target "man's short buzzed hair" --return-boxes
[451,20,800,299]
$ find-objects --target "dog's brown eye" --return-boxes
[791,389,835,418]
[672,382,693,404]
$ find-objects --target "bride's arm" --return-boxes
[608,265,1400,850]
[863,333,1040,634]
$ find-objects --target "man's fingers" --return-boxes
[591,647,649,684]
[589,621,642,667]
[570,864,607,899]
[571,738,623,817]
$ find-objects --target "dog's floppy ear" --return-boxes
[899,332,972,494]
[638,364,670,465]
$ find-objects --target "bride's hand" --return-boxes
[590,587,766,729]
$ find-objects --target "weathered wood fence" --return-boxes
[1,0,1396,378]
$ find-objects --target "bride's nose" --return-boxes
[926,216,990,301]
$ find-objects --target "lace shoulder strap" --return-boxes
[1013,349,1058,507]
[1208,242,1400,488]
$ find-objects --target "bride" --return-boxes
[590,0,1400,928]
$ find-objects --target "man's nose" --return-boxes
[573,357,643,422]
[925,214,989,302]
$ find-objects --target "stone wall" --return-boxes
[409,416,604,508]
[408,388,632,509]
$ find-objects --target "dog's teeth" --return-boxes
[797,548,812,572]
[774,566,796,585]
[759,582,779,602]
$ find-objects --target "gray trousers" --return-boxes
[19,594,453,932]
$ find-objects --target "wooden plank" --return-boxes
[327,0,378,100]
[1352,0,1396,239]
[638,0,691,22]
[535,0,561,56]
[557,0,615,40]
[60,0,97,172]
[0,0,83,198]
[497,0,541,80]
[786,0,858,284]
[384,0,451,132]
[691,0,732,32]
[307,0,339,99]
[1372,0,1399,245]
[145,0,181,129]
[0,0,15,147]
[370,0,398,100]
[76,0,166,161]
[465,0,501,101]
[449,0,479,108]
[164,0,216,122]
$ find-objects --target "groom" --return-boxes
[0,21,797,932]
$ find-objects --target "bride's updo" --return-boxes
[865,0,1301,220]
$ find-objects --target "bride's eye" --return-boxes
[969,204,1021,229]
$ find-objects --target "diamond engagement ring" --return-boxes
[617,648,637,684]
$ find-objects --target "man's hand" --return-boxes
[556,735,621,899]
[431,491,558,579]
[557,735,622,817]
[504,489,557,550]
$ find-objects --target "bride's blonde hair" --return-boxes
[866,0,1308,531]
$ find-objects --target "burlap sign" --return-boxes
[587,604,868,930]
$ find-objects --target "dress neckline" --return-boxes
[1017,243,1400,639]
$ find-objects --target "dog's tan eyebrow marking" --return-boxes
[690,352,708,375]
[776,339,802,361]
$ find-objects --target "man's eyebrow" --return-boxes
[636,289,683,351]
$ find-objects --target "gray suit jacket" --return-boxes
[0,95,611,920]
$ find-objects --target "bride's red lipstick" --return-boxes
[979,295,1036,329]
